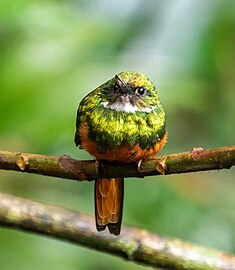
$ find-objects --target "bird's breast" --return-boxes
[79,121,167,162]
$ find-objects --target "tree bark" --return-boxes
[0,192,235,270]
[0,145,234,181]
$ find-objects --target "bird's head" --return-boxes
[100,71,161,113]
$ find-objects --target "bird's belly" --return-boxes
[79,122,167,162]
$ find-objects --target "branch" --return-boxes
[0,192,234,270]
[0,146,234,181]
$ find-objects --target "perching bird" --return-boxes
[75,71,166,235]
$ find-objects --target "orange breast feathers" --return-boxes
[79,122,167,163]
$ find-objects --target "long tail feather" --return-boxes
[95,178,124,235]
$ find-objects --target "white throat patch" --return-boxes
[102,101,155,113]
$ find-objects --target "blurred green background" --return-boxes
[0,0,234,269]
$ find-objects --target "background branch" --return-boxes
[0,145,234,181]
[0,192,235,270]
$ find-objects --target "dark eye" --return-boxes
[135,87,146,96]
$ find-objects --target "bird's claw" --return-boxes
[137,159,143,172]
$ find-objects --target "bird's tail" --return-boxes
[95,178,124,235]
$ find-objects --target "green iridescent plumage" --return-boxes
[75,71,166,152]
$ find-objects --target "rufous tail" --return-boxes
[95,178,124,235]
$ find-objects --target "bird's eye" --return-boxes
[135,87,146,96]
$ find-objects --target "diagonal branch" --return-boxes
[0,192,235,270]
[0,146,234,181]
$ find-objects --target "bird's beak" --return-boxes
[115,75,132,94]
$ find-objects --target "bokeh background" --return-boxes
[0,0,234,269]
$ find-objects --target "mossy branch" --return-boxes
[0,192,235,270]
[0,147,235,268]
[0,145,234,181]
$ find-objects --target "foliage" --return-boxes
[0,1,234,269]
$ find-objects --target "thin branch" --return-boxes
[0,146,234,181]
[0,192,234,270]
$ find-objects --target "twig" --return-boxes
[0,192,234,270]
[0,146,234,181]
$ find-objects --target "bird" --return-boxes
[74,71,167,235]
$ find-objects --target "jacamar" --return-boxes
[75,71,166,235]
